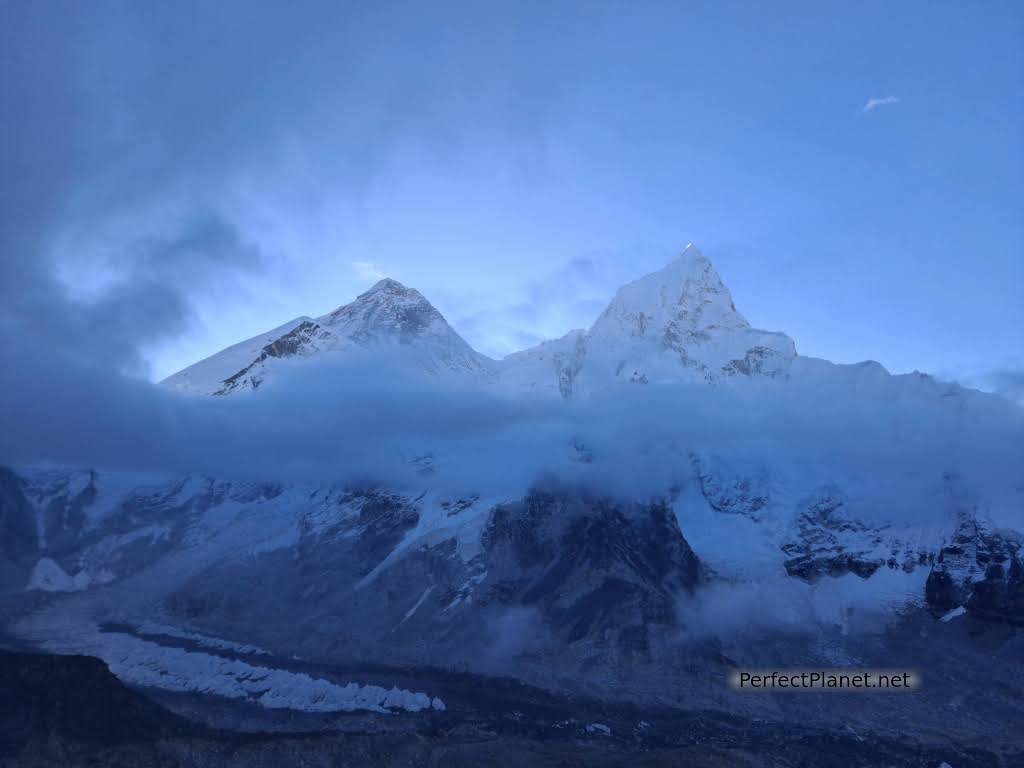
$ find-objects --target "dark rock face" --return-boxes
[720,345,777,377]
[296,489,421,576]
[217,320,337,394]
[781,490,931,582]
[926,513,1024,625]
[693,456,769,521]
[479,492,702,655]
[0,469,36,564]
[261,321,329,360]
[21,470,98,556]
[0,650,201,754]
[782,491,884,580]
[159,488,704,670]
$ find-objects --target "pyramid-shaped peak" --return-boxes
[591,245,749,337]
[657,243,719,283]
[321,274,451,342]
[361,277,418,297]
[343,277,436,313]
[619,245,731,304]
[667,242,709,266]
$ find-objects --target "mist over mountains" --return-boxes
[3,3,1023,765]
[1,246,1022,768]
[3,247,1019,513]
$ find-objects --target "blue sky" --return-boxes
[2,1,1021,399]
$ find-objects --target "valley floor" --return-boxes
[1,646,1020,768]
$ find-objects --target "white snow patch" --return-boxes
[66,471,93,498]
[27,558,91,592]
[939,606,967,623]
[160,316,312,395]
[400,586,435,625]
[356,492,502,589]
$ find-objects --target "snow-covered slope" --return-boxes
[9,244,1020,731]
[498,245,796,398]
[3,450,1020,718]
[161,317,314,395]
[162,245,795,399]
[162,278,494,395]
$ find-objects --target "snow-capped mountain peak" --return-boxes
[499,245,797,398]
[590,244,751,343]
[323,278,448,343]
[162,245,798,398]
[162,277,493,395]
[338,277,427,310]
[362,277,411,294]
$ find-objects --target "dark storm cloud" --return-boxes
[0,1,586,487]
[0,1,568,373]
[0,2,282,369]
[56,218,267,370]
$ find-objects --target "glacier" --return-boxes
[1,245,1021,758]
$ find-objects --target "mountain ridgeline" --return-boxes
[161,245,797,397]
[1,246,1022,765]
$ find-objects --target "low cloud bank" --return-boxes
[1,341,1021,529]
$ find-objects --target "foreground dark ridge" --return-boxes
[0,649,1015,768]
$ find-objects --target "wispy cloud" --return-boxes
[451,246,671,358]
[988,368,1024,406]
[862,96,901,113]
[352,261,388,281]
[938,357,1024,408]
[2,340,1021,524]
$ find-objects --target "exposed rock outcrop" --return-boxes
[0,650,201,753]
[782,489,932,581]
[479,491,703,656]
[926,513,1024,626]
[0,469,36,565]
